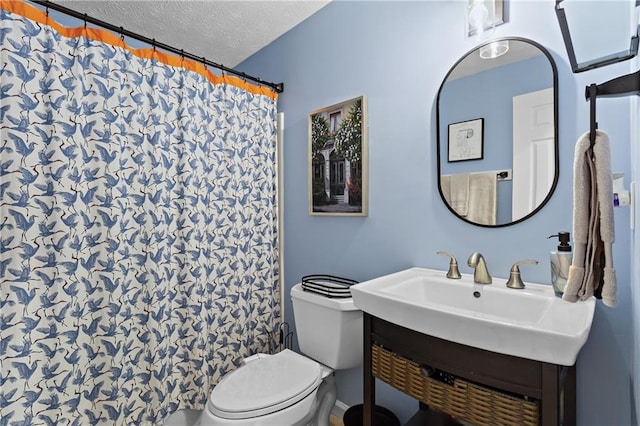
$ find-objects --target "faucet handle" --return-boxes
[506,259,539,289]
[436,251,462,279]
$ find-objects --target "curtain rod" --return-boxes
[29,0,284,93]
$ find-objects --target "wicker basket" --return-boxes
[371,344,540,426]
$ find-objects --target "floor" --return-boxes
[163,411,345,425]
[330,414,344,426]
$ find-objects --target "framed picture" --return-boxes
[308,96,368,216]
[466,0,505,38]
[448,118,484,162]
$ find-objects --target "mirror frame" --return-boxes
[436,37,559,228]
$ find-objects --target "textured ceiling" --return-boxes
[56,0,331,67]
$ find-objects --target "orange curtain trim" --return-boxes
[1,0,278,100]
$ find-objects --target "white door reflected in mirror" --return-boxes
[512,88,555,221]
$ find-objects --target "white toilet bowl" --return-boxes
[196,283,362,426]
[196,350,336,426]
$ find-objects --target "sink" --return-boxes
[350,267,595,366]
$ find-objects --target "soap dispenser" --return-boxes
[548,232,572,296]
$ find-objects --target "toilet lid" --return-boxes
[209,349,322,419]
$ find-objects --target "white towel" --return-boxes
[466,172,497,226]
[449,173,470,217]
[563,130,617,307]
[441,175,451,208]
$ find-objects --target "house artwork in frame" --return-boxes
[309,96,368,216]
[448,118,484,162]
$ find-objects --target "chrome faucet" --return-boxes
[467,252,492,284]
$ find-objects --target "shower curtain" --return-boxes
[0,2,280,424]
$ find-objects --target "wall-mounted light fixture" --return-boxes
[466,0,505,39]
[555,0,640,73]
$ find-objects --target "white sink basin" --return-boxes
[350,267,595,366]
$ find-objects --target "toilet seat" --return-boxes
[208,349,323,420]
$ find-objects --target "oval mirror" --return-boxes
[436,38,558,227]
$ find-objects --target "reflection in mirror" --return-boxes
[436,38,558,227]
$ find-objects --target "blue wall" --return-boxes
[239,1,634,424]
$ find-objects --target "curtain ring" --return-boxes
[119,26,124,41]
[83,13,88,29]
[152,38,156,51]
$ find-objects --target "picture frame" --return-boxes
[308,96,368,216]
[448,118,484,162]
[466,0,505,38]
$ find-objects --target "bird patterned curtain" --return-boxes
[0,2,280,424]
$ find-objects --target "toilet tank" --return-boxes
[291,283,362,370]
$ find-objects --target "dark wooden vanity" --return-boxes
[362,313,576,426]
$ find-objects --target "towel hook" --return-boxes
[585,69,640,148]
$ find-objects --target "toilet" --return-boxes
[196,283,363,426]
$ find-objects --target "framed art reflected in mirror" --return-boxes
[448,118,484,162]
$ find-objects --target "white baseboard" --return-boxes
[331,399,350,419]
